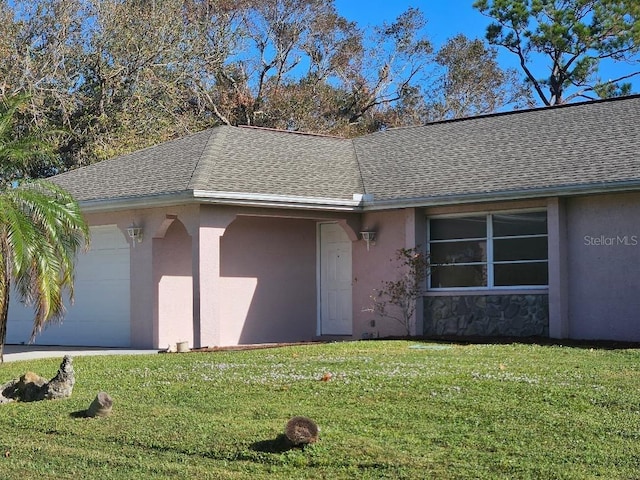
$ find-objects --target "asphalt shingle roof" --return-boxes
[52,95,640,208]
[53,128,215,201]
[53,125,361,203]
[188,126,362,199]
[354,95,640,202]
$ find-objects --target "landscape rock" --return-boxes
[43,355,75,400]
[86,391,113,418]
[0,356,75,404]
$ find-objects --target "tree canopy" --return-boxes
[474,0,640,105]
[0,0,533,172]
[4,1,638,172]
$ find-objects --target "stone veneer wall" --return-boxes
[424,294,549,337]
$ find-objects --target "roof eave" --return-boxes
[75,180,640,214]
[361,180,640,210]
[193,190,364,211]
[77,191,195,213]
[77,190,366,213]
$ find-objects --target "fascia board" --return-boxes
[77,190,365,213]
[361,181,640,210]
[192,190,364,211]
[75,180,640,214]
[77,191,195,213]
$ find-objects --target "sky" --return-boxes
[334,0,489,46]
[333,0,519,71]
[333,0,638,99]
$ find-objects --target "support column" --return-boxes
[121,219,155,348]
[192,206,236,348]
[547,197,569,338]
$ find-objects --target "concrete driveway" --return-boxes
[2,344,159,362]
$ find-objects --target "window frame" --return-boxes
[427,209,549,291]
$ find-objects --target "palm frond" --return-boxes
[0,179,89,346]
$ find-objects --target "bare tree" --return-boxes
[429,34,533,120]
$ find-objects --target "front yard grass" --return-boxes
[0,340,638,479]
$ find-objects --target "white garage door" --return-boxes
[7,225,131,347]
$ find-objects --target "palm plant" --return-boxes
[0,95,89,361]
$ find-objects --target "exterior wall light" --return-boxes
[360,230,376,251]
[127,224,143,247]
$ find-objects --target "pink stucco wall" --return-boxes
[75,192,640,348]
[83,205,360,349]
[153,219,193,348]
[352,209,423,339]
[566,192,640,341]
[420,193,640,342]
[218,215,317,345]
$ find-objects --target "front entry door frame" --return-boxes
[317,222,353,336]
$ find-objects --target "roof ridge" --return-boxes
[350,136,367,196]
[237,124,345,139]
[375,93,640,134]
[187,126,230,190]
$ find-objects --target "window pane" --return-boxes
[494,237,548,261]
[430,265,487,288]
[430,240,487,264]
[430,216,486,240]
[492,212,547,237]
[494,262,548,286]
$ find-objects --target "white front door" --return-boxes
[319,223,353,335]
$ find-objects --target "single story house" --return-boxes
[7,95,640,348]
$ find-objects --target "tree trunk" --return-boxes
[285,416,319,445]
[0,252,10,364]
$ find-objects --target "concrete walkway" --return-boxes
[2,344,160,362]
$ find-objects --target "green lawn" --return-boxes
[0,340,638,479]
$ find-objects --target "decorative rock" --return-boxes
[43,355,75,400]
[86,392,113,418]
[16,372,48,402]
[0,356,75,404]
[285,416,319,446]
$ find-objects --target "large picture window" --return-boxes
[428,211,548,289]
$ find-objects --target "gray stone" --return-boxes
[86,391,113,418]
[0,356,75,404]
[424,294,549,337]
[457,298,468,315]
[43,355,75,400]
[504,302,520,319]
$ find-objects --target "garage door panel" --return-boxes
[78,254,128,271]
[77,255,128,278]
[73,286,129,313]
[7,225,131,347]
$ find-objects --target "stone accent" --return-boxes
[86,392,113,418]
[43,355,75,400]
[424,294,549,337]
[0,356,75,404]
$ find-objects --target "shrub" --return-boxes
[368,247,429,335]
